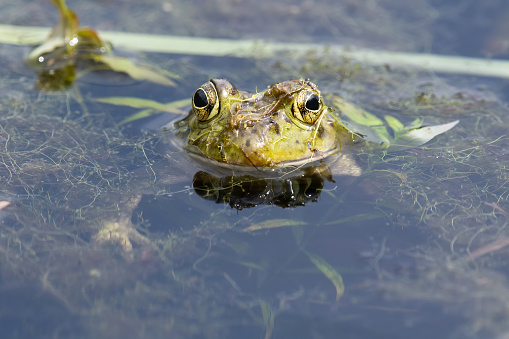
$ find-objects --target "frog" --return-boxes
[168,78,363,177]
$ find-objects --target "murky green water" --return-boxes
[1,1,509,338]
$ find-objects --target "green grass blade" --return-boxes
[96,97,187,113]
[259,300,275,339]
[243,219,308,232]
[91,55,176,86]
[305,251,345,302]
[1,24,509,79]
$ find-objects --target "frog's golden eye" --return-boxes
[192,81,220,122]
[292,90,324,126]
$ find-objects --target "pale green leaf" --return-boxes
[243,219,308,232]
[91,55,176,86]
[408,118,424,130]
[336,118,390,145]
[333,97,384,126]
[332,98,392,144]
[370,125,392,145]
[388,120,459,152]
[305,251,345,302]
[384,115,405,138]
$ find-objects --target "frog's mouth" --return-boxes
[236,142,343,169]
[184,142,343,174]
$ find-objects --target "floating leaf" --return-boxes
[259,300,275,339]
[333,97,384,126]
[407,117,425,131]
[384,115,406,139]
[384,115,404,132]
[388,120,459,152]
[91,55,176,87]
[243,219,308,232]
[331,98,392,144]
[305,251,345,302]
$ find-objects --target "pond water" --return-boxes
[1,0,509,338]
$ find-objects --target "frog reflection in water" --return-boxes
[172,78,362,175]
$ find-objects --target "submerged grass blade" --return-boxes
[96,97,187,113]
[243,219,308,232]
[118,108,156,125]
[96,97,188,124]
[236,261,266,271]
[323,211,385,226]
[305,251,345,302]
[2,24,509,79]
[259,300,275,339]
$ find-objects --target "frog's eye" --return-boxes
[192,81,220,122]
[292,90,324,126]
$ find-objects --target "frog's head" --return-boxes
[178,78,345,168]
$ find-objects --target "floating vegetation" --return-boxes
[25,0,176,90]
[331,96,459,151]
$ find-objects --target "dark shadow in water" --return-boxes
[192,165,332,210]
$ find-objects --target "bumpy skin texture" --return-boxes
[175,79,355,168]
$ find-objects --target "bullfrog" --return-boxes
[169,78,362,176]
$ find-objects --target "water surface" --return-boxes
[0,1,509,338]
